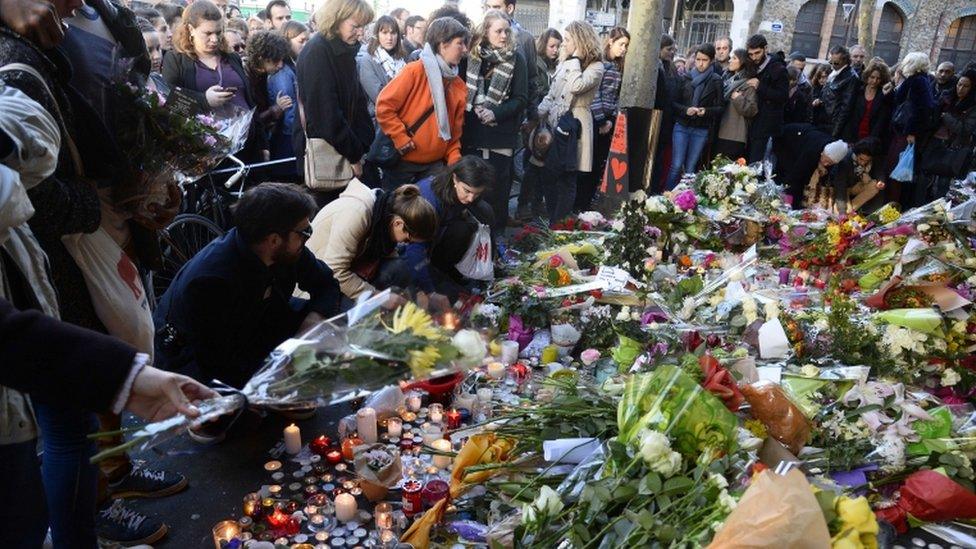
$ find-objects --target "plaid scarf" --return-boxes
[465,45,516,111]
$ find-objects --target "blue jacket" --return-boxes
[153,228,341,387]
[402,177,449,293]
[267,61,297,160]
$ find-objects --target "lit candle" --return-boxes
[268,484,282,496]
[212,519,241,549]
[315,531,329,542]
[445,408,462,430]
[486,361,506,380]
[263,460,282,472]
[325,449,342,465]
[356,408,378,444]
[431,438,453,469]
[242,493,260,517]
[421,422,443,445]
[284,424,302,455]
[428,403,444,424]
[374,502,393,530]
[500,340,520,364]
[309,513,326,531]
[334,493,357,522]
[442,311,459,330]
[387,417,403,437]
[309,435,331,457]
[405,391,422,412]
[379,529,397,548]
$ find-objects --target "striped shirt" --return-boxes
[591,62,623,124]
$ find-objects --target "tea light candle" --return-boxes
[500,340,519,364]
[442,311,459,330]
[356,408,378,444]
[315,531,329,542]
[284,424,302,455]
[325,449,342,465]
[242,492,260,517]
[477,387,493,403]
[334,493,357,522]
[374,502,393,530]
[400,410,417,422]
[386,417,403,437]
[445,408,462,430]
[486,361,506,380]
[264,460,283,472]
[310,435,332,457]
[428,403,444,424]
[212,519,241,549]
[268,484,282,496]
[309,513,326,531]
[405,391,422,412]
[431,438,453,469]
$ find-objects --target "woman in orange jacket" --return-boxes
[375,17,470,190]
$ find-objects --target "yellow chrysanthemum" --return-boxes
[831,496,879,549]
[877,204,901,224]
[407,345,441,377]
[388,302,445,341]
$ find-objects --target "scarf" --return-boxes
[723,71,748,100]
[828,64,848,83]
[465,45,516,111]
[420,43,456,141]
[689,67,711,107]
[373,47,406,81]
[357,188,396,268]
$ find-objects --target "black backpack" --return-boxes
[544,112,581,173]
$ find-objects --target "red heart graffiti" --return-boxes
[610,157,628,180]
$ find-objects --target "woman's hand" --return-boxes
[906,134,915,144]
[731,90,742,100]
[205,85,234,108]
[134,182,182,230]
[812,98,822,107]
[746,78,759,89]
[599,120,612,135]
[351,161,363,178]
[686,107,698,116]
[126,366,217,422]
[479,107,496,125]
[275,91,293,110]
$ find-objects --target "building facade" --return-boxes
[535,0,975,67]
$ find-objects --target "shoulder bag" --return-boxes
[365,104,435,169]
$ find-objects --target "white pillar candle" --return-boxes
[405,391,422,412]
[428,404,444,424]
[431,438,453,469]
[334,493,357,522]
[386,417,403,438]
[500,340,520,364]
[356,407,378,444]
[454,392,476,410]
[284,424,302,455]
[486,361,506,380]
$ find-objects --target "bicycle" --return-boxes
[148,156,297,305]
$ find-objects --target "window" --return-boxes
[874,4,903,66]
[791,0,827,58]
[940,16,976,67]
[829,1,858,48]
[677,0,733,53]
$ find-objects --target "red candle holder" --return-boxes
[399,438,415,452]
[325,449,342,465]
[309,435,332,457]
[421,479,450,509]
[341,435,362,461]
[445,409,462,430]
[266,508,289,529]
[402,479,423,517]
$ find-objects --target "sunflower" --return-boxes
[387,302,446,341]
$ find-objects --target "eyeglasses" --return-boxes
[292,226,313,241]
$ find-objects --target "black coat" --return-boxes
[772,123,835,208]
[892,73,937,136]
[785,87,811,124]
[672,70,725,128]
[750,55,789,139]
[843,90,892,144]
[462,51,529,150]
[294,34,374,168]
[0,298,136,411]
[821,66,860,138]
[655,61,682,146]
[153,228,342,388]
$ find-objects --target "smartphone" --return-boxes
[219,86,238,93]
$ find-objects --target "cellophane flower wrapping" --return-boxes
[93,292,477,461]
[102,57,253,217]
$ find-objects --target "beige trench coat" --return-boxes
[538,58,605,173]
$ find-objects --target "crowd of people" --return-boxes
[0,0,974,547]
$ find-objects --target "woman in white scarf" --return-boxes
[357,15,407,119]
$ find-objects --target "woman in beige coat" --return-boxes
[306,181,437,306]
[715,48,759,160]
[537,20,605,222]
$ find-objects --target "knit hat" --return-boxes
[822,140,849,164]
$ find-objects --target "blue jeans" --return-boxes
[0,439,48,548]
[665,124,710,190]
[542,169,578,223]
[33,402,99,549]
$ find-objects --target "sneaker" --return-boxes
[96,500,168,546]
[108,463,187,499]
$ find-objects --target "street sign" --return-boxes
[585,10,617,28]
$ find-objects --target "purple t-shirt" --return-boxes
[194,58,249,110]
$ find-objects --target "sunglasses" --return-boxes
[232,44,246,52]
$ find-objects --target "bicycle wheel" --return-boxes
[150,214,224,305]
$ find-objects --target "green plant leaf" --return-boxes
[639,472,662,495]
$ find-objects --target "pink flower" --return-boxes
[672,190,698,211]
[580,348,601,366]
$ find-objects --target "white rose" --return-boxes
[708,472,728,490]
[521,503,537,525]
[745,182,758,194]
[942,368,962,387]
[534,485,564,517]
[917,223,931,232]
[638,429,671,464]
[611,220,625,232]
[452,330,487,365]
[718,489,737,512]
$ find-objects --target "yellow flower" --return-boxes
[831,496,878,549]
[877,204,901,224]
[388,302,445,341]
[826,224,842,246]
[407,345,441,378]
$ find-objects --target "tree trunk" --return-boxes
[619,0,664,193]
[857,0,874,56]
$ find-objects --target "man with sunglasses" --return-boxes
[820,45,861,139]
[154,183,342,390]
